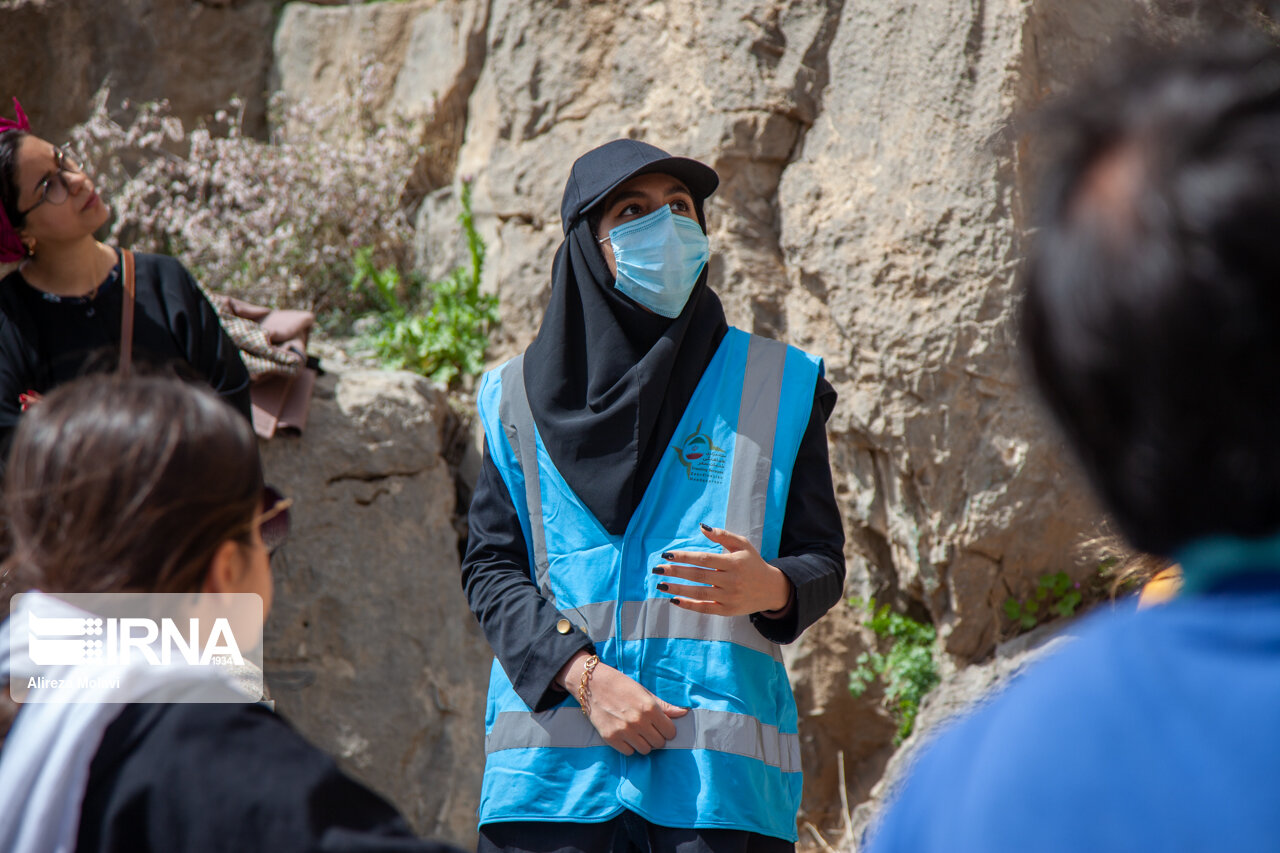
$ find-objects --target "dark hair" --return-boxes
[0,373,261,742]
[0,128,27,231]
[1021,36,1280,556]
[0,373,261,602]
[586,174,710,238]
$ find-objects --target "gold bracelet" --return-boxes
[577,654,599,716]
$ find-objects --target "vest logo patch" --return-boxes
[672,422,727,484]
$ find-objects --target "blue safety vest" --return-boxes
[475,327,822,841]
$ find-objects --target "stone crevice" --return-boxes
[963,0,987,86]
[324,469,427,487]
[403,0,493,212]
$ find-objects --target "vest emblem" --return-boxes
[671,421,727,484]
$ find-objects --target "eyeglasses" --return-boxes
[255,485,293,556]
[18,148,83,216]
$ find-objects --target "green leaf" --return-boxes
[350,178,496,387]
[1056,590,1083,617]
[847,595,939,742]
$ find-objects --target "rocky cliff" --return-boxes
[259,357,490,845]
[1,0,1263,847]
[0,0,278,140]
[272,0,1126,833]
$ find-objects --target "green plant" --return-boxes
[1003,570,1083,631]
[351,180,498,388]
[848,597,940,744]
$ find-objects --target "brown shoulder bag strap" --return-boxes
[119,249,136,377]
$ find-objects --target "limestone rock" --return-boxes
[773,0,1121,666]
[272,0,488,202]
[0,0,276,142]
[2,0,1257,839]
[272,1,427,120]
[260,364,490,849]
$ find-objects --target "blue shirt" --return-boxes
[867,580,1280,852]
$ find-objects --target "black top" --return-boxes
[77,702,462,853]
[461,376,846,712]
[0,251,251,458]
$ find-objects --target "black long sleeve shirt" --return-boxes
[0,251,252,459]
[461,377,846,712]
[77,702,462,852]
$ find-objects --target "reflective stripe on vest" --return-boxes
[486,706,802,773]
[533,597,781,660]
[496,354,554,601]
[724,334,786,547]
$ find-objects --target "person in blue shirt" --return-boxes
[868,35,1280,853]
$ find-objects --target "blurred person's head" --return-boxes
[1022,36,1280,557]
[0,373,271,610]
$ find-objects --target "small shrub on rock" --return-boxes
[349,180,498,389]
[848,597,940,744]
[68,76,418,318]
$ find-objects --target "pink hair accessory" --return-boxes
[0,97,33,263]
[0,97,30,135]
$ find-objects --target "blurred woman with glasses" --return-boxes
[0,373,460,853]
[0,98,250,462]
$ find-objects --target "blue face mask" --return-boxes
[601,204,710,318]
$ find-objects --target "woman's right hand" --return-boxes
[558,651,688,755]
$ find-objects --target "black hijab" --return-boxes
[523,139,728,536]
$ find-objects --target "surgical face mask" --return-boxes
[599,204,710,318]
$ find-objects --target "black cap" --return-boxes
[559,139,720,234]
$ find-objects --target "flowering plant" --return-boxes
[68,74,419,318]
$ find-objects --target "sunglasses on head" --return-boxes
[256,485,293,555]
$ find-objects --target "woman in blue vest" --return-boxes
[462,139,846,853]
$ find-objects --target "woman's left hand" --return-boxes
[655,524,793,617]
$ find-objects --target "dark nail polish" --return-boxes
[661,551,674,560]
[699,522,712,532]
[652,566,665,575]
[657,582,669,592]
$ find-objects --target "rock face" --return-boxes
[267,0,1234,833]
[272,0,489,203]
[398,0,1116,668]
[274,0,1131,824]
[259,362,490,848]
[2,0,1260,840]
[0,0,278,142]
